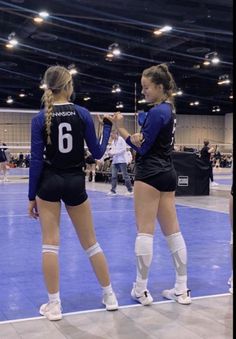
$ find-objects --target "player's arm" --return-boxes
[28,114,45,201]
[80,108,112,159]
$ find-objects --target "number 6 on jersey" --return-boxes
[58,122,73,153]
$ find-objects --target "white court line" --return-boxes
[176,202,228,214]
[0,293,231,325]
[0,209,134,218]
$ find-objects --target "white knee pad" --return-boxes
[42,244,59,255]
[86,242,103,258]
[135,233,153,256]
[230,231,233,245]
[166,232,185,254]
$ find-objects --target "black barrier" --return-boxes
[172,151,209,196]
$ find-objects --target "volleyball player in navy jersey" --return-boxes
[28,66,118,321]
[112,64,191,305]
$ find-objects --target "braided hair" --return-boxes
[142,63,177,110]
[41,65,72,144]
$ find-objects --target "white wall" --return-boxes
[175,114,225,147]
[224,113,233,144]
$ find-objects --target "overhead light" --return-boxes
[116,101,123,109]
[217,74,231,85]
[212,105,220,112]
[19,92,26,97]
[138,98,146,104]
[6,96,13,104]
[39,83,47,89]
[190,101,199,106]
[106,43,121,60]
[154,25,172,35]
[203,60,211,66]
[83,96,91,101]
[111,84,121,93]
[203,52,220,65]
[33,16,44,23]
[39,11,49,18]
[68,64,78,75]
[6,32,18,48]
[172,89,183,96]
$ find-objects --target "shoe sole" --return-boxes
[131,290,153,306]
[39,309,62,321]
[162,291,192,305]
[102,302,119,311]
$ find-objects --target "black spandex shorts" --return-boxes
[136,169,177,192]
[37,168,88,206]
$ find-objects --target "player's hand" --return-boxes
[103,114,114,124]
[113,112,124,128]
[28,200,39,219]
[130,133,144,147]
[96,114,103,124]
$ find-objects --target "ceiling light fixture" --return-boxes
[203,52,220,66]
[39,11,49,18]
[154,25,172,35]
[217,74,231,85]
[106,43,121,60]
[212,105,220,112]
[6,32,18,48]
[83,96,91,101]
[116,101,123,109]
[172,89,183,96]
[138,98,146,104]
[111,84,121,93]
[6,96,13,104]
[68,64,78,75]
[190,101,199,106]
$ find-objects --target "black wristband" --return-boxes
[103,117,112,126]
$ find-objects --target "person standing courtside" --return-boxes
[107,130,133,196]
[111,64,191,305]
[200,139,217,186]
[28,65,118,321]
[0,141,8,182]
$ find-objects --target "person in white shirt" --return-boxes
[108,130,133,195]
[125,148,133,165]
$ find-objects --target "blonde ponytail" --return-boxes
[42,89,54,144]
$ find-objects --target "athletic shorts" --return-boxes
[136,169,177,192]
[37,168,88,206]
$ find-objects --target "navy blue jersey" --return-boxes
[126,102,176,179]
[28,103,112,200]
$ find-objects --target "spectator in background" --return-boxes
[200,139,217,186]
[0,141,8,182]
[107,130,133,196]
[84,150,96,182]
[125,147,133,165]
[214,146,221,168]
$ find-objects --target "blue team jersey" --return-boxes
[28,103,111,200]
[126,102,176,179]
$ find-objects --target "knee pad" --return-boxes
[86,242,103,258]
[42,244,59,255]
[135,233,153,256]
[166,232,187,273]
[166,232,185,254]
